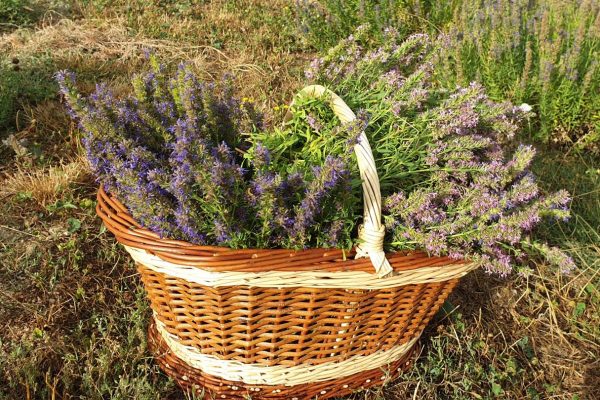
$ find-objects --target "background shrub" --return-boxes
[295,0,457,50]
[437,0,600,152]
[296,0,600,152]
[0,0,33,26]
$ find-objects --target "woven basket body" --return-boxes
[97,187,472,399]
[95,86,476,399]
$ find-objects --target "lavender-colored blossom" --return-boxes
[291,155,350,247]
[383,192,406,214]
[58,61,266,246]
[248,172,278,206]
[470,190,501,218]
[344,110,368,150]
[324,219,344,248]
[252,142,271,168]
[306,114,321,132]
[506,174,539,205]
[305,57,324,80]
[423,231,448,256]
[214,219,231,244]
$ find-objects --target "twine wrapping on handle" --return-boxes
[286,85,393,277]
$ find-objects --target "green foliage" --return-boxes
[531,147,600,246]
[0,282,172,399]
[307,27,574,274]
[404,311,530,398]
[0,194,176,399]
[436,0,600,152]
[0,54,57,132]
[0,0,73,29]
[0,0,33,26]
[295,0,457,50]
[59,60,362,250]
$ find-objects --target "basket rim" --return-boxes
[96,186,468,274]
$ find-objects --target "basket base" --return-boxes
[148,320,419,400]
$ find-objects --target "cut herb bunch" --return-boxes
[58,30,574,276]
[57,56,359,251]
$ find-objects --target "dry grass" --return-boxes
[0,7,309,130]
[0,158,90,207]
[0,1,309,100]
[0,18,264,84]
[501,266,599,395]
[386,264,600,399]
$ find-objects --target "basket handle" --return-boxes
[285,85,393,277]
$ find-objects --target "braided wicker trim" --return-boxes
[126,245,476,288]
[154,316,418,386]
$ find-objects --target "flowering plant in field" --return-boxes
[58,30,574,275]
[436,0,600,152]
[297,0,600,152]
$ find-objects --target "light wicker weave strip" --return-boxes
[154,315,418,386]
[147,319,419,400]
[126,244,476,289]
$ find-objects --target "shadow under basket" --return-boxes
[95,86,477,399]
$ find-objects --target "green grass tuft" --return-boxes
[0,54,57,132]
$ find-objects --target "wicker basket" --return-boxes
[96,85,476,399]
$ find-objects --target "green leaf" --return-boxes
[585,283,596,295]
[517,336,535,359]
[573,302,586,318]
[79,198,95,209]
[439,300,456,317]
[32,327,44,339]
[16,192,32,201]
[67,217,82,233]
[526,387,540,400]
[506,357,519,375]
[46,200,78,212]
[491,382,503,396]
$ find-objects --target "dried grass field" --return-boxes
[1,1,599,399]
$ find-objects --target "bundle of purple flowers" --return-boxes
[58,29,575,276]
[57,56,359,251]
[302,26,573,275]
